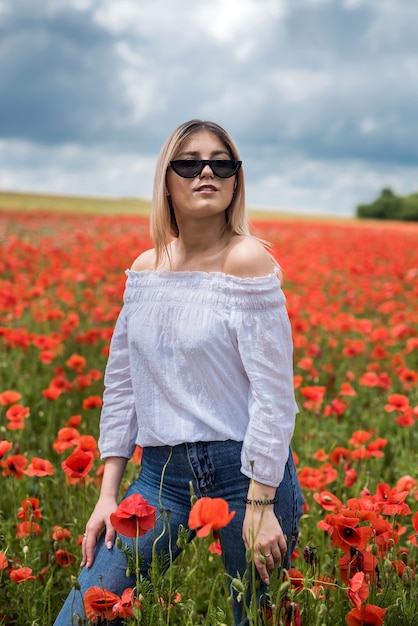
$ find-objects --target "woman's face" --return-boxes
[166,130,236,221]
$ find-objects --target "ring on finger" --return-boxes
[263,552,272,558]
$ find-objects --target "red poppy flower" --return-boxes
[0,390,22,405]
[65,414,82,427]
[374,483,411,516]
[0,552,8,570]
[17,497,42,520]
[344,467,357,488]
[329,446,352,465]
[0,439,13,459]
[345,496,376,514]
[52,427,80,453]
[398,367,418,391]
[130,445,143,465]
[339,549,378,585]
[367,437,387,452]
[39,350,56,364]
[312,448,329,461]
[113,587,142,619]
[1,454,28,478]
[82,395,103,409]
[16,521,42,539]
[320,515,373,552]
[323,398,348,417]
[384,393,409,413]
[349,430,374,447]
[299,385,326,411]
[9,567,36,583]
[391,560,407,577]
[110,494,157,538]
[311,575,335,599]
[395,475,417,494]
[351,448,373,461]
[24,457,54,477]
[42,385,62,400]
[343,339,365,357]
[51,525,71,541]
[157,591,182,611]
[84,586,121,621]
[345,603,386,626]
[208,538,222,555]
[54,549,75,568]
[5,404,30,421]
[61,449,94,479]
[313,491,343,512]
[75,434,98,456]
[188,497,235,537]
[394,410,415,427]
[359,371,380,387]
[286,568,305,592]
[347,571,369,609]
[409,511,418,546]
[65,353,86,371]
[6,419,25,431]
[339,382,357,396]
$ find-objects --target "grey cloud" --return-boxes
[0,0,417,216]
[0,1,141,146]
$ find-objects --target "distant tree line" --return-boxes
[357,188,418,221]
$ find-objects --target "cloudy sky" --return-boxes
[1,0,417,216]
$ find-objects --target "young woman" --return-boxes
[54,119,304,625]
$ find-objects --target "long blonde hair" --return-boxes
[150,119,251,268]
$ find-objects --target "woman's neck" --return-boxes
[167,223,236,273]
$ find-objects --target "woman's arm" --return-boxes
[242,480,288,584]
[81,456,129,568]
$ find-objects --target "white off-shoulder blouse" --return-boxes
[98,268,298,487]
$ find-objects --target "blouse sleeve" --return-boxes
[230,284,298,487]
[98,304,138,460]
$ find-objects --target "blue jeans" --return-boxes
[54,441,304,625]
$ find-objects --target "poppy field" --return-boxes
[0,209,417,625]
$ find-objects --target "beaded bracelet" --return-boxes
[243,497,277,506]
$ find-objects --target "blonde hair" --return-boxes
[150,119,251,268]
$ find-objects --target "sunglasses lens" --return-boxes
[171,160,202,177]
[211,160,240,178]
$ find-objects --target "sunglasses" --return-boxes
[169,159,242,179]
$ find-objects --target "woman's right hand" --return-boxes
[81,495,119,569]
[80,456,129,568]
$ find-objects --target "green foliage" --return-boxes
[357,187,418,221]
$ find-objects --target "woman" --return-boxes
[54,119,304,625]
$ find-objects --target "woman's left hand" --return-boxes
[242,506,287,585]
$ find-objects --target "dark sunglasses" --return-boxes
[169,159,242,179]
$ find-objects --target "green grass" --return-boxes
[0,191,152,216]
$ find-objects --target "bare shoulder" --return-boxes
[130,248,156,271]
[224,236,276,278]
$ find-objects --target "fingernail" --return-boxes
[106,541,113,550]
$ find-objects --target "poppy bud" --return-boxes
[231,578,245,594]
[279,580,290,594]
[71,576,81,590]
[383,558,392,573]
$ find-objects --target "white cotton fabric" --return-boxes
[98,268,298,487]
